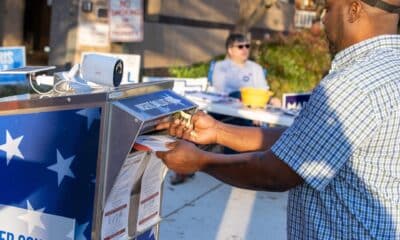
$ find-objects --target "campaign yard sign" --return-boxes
[0,47,27,84]
[282,92,311,110]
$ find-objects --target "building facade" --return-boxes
[0,0,296,71]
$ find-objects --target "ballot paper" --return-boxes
[101,151,148,240]
[133,135,176,152]
[136,152,168,233]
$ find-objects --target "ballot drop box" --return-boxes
[0,81,197,240]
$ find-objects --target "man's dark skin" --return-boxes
[156,0,400,192]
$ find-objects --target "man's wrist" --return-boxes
[198,149,211,171]
[214,121,227,146]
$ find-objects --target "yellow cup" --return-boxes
[240,87,273,108]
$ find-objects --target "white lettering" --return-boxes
[0,231,39,240]
[164,96,181,105]
[136,102,154,111]
[0,230,14,240]
[135,96,182,111]
[150,99,168,108]
[0,51,14,65]
[287,102,303,110]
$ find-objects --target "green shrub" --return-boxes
[168,61,211,78]
[168,55,225,78]
[256,31,331,99]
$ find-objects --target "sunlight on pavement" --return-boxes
[216,188,257,240]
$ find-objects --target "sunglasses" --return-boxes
[233,44,250,49]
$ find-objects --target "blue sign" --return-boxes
[119,89,196,120]
[0,47,27,84]
[0,107,101,239]
[283,92,311,110]
[0,104,160,240]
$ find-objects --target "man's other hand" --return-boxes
[156,140,206,174]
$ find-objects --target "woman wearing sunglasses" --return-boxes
[211,33,269,98]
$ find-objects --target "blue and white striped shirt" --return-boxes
[272,35,400,239]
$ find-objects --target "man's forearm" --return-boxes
[215,122,286,152]
[200,150,302,192]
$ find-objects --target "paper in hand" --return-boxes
[133,135,176,152]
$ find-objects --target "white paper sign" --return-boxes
[136,152,167,233]
[102,135,171,238]
[101,152,147,240]
[109,0,144,42]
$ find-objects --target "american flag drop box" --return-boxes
[0,80,197,240]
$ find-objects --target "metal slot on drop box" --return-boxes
[100,88,197,239]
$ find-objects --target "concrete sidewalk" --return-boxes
[159,171,288,240]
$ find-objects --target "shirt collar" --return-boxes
[331,35,400,72]
[228,58,248,68]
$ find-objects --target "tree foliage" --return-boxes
[234,0,278,34]
[255,30,330,98]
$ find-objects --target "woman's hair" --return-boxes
[225,33,248,49]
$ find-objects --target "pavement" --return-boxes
[159,171,288,240]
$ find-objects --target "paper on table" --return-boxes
[136,152,167,233]
[187,91,228,103]
[101,151,148,240]
[133,135,176,152]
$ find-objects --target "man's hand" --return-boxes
[156,111,219,145]
[156,140,206,174]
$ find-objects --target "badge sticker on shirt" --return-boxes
[242,75,250,82]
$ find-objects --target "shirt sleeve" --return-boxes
[252,63,269,90]
[271,76,377,191]
[211,61,226,93]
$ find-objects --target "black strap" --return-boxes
[361,0,400,13]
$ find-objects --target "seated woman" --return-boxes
[211,33,269,98]
[210,33,271,127]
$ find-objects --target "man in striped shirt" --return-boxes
[156,0,400,238]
